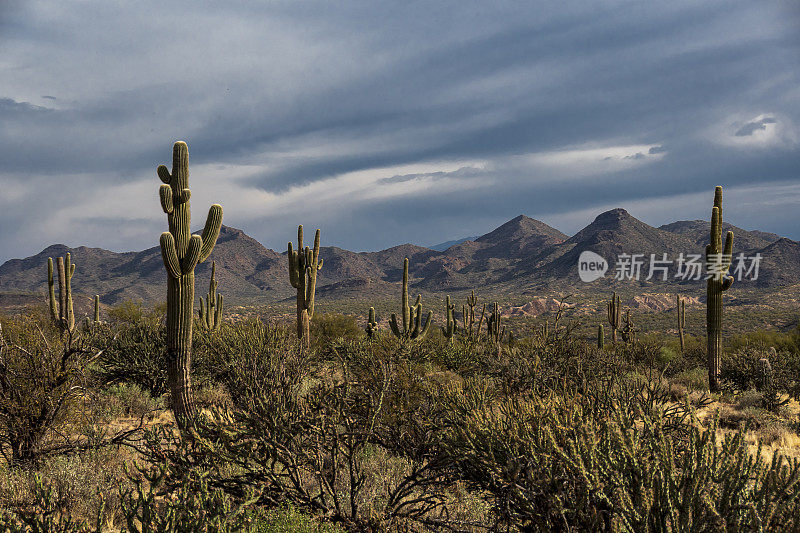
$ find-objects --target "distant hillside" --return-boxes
[427,236,479,251]
[1,211,797,307]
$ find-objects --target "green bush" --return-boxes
[310,312,362,344]
[94,320,169,397]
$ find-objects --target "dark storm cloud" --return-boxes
[0,0,798,262]
[735,117,778,136]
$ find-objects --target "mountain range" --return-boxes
[0,209,797,307]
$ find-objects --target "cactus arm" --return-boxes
[389,314,401,337]
[199,297,206,323]
[159,184,174,214]
[56,257,66,323]
[215,294,223,330]
[182,235,203,273]
[160,232,182,279]
[312,229,321,266]
[306,265,317,319]
[64,253,74,331]
[157,164,171,184]
[288,243,300,288]
[476,303,486,335]
[401,258,410,332]
[420,310,432,338]
[198,204,223,263]
[47,258,58,322]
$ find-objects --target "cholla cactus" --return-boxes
[365,307,378,339]
[441,295,458,341]
[157,141,223,429]
[47,254,75,333]
[288,226,323,347]
[607,292,621,344]
[706,186,734,392]
[759,348,789,412]
[389,258,432,341]
[198,262,223,331]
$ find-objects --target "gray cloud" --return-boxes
[0,0,799,262]
[735,117,777,136]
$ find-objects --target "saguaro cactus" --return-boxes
[365,307,378,338]
[607,292,621,344]
[157,141,223,429]
[288,225,322,347]
[706,186,733,392]
[389,258,432,341]
[676,294,686,353]
[47,254,75,333]
[620,309,637,344]
[198,262,223,331]
[461,290,486,340]
[441,295,458,341]
[597,324,604,349]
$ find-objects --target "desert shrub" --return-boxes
[94,320,168,397]
[134,334,471,531]
[107,300,145,324]
[722,345,800,399]
[94,383,163,421]
[439,381,800,530]
[0,315,101,467]
[310,312,362,344]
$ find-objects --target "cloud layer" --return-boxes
[0,1,798,262]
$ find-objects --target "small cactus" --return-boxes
[607,292,621,344]
[365,307,378,338]
[198,262,223,331]
[620,309,638,344]
[389,258,432,341]
[758,348,789,412]
[288,226,323,348]
[47,254,75,333]
[441,295,458,341]
[677,294,686,353]
[597,324,604,349]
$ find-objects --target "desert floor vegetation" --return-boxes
[0,303,799,532]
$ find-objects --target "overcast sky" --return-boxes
[0,1,798,263]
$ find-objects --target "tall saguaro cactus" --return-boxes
[607,292,621,344]
[389,258,432,341]
[676,294,686,353]
[706,186,733,392]
[288,225,322,347]
[157,141,223,429]
[198,262,223,331]
[47,254,75,333]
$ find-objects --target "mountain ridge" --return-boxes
[1,210,795,306]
